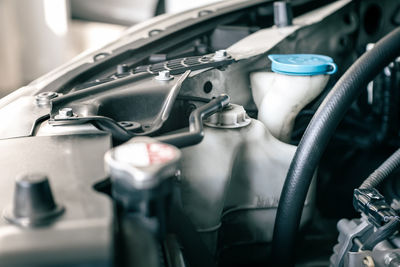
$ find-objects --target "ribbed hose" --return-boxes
[271,27,400,266]
[360,148,400,189]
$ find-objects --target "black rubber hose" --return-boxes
[359,148,400,189]
[271,27,400,266]
[374,64,398,143]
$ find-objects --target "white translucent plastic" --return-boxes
[179,69,330,253]
[251,72,329,142]
[180,118,315,253]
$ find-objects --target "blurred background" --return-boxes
[0,0,222,97]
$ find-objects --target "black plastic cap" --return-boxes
[4,174,64,227]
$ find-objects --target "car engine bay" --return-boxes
[1,0,400,266]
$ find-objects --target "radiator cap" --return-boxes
[104,137,181,190]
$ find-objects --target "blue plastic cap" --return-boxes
[268,54,337,76]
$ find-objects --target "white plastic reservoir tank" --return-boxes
[180,54,337,257]
[251,54,337,142]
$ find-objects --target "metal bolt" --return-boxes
[58,108,74,118]
[156,70,173,81]
[35,91,58,106]
[213,50,229,61]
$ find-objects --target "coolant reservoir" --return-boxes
[251,54,337,142]
[179,104,261,252]
[180,54,336,259]
[179,103,309,255]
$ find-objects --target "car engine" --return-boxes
[1,0,400,266]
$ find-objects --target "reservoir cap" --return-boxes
[104,137,181,190]
[268,54,337,76]
[204,103,251,129]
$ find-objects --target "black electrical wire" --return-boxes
[359,148,400,189]
[271,27,400,266]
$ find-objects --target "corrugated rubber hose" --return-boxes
[271,26,400,266]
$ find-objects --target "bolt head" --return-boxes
[160,70,170,78]
[38,92,58,99]
[213,50,229,61]
[36,92,58,106]
[216,50,227,57]
[156,70,173,81]
[58,108,73,118]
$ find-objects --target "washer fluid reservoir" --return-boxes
[219,54,336,259]
[251,54,337,142]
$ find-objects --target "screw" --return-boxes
[35,92,58,106]
[156,70,173,81]
[213,50,229,61]
[58,108,74,118]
